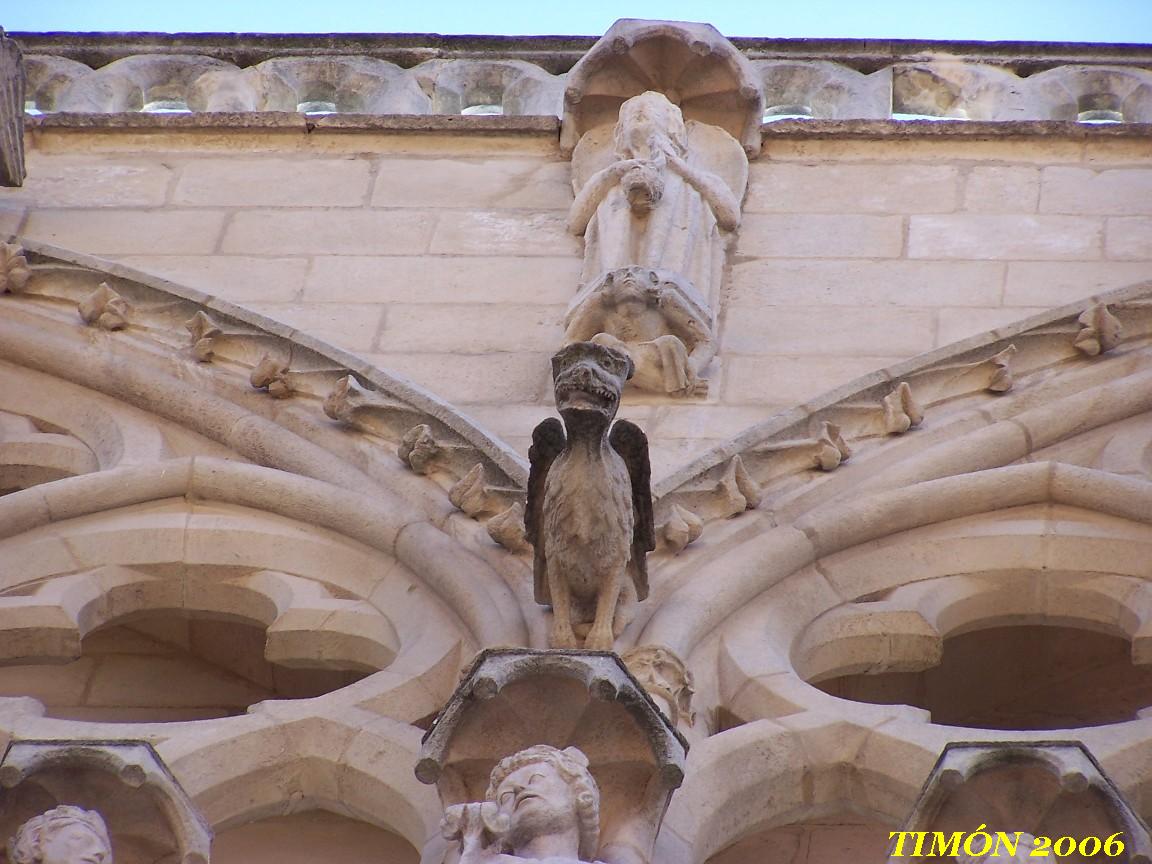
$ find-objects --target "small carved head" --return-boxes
[622,161,665,212]
[551,342,633,424]
[486,745,600,861]
[623,644,696,727]
[600,267,662,310]
[8,806,112,864]
[614,90,688,160]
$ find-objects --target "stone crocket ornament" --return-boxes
[526,342,655,650]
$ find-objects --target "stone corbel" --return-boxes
[564,267,716,397]
[417,649,687,864]
[0,740,212,864]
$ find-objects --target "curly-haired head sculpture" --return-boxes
[8,806,112,864]
[485,745,601,861]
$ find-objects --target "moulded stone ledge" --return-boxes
[19,25,1152,128]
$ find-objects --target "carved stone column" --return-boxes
[0,30,25,187]
[559,20,760,398]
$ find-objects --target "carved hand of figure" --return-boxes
[442,802,508,864]
[660,148,690,176]
[612,158,646,177]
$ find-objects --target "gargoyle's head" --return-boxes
[551,342,633,427]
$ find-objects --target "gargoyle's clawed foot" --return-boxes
[584,628,615,652]
[550,626,581,650]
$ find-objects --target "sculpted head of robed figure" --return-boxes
[8,806,112,864]
[613,90,688,162]
[485,745,601,862]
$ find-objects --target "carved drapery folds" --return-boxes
[562,21,755,398]
[417,650,686,864]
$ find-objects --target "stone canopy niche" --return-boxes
[560,19,764,158]
[560,20,756,398]
[0,740,212,864]
[888,742,1152,863]
[416,649,686,864]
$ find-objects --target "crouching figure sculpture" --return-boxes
[8,806,113,864]
[526,342,654,650]
[442,745,603,864]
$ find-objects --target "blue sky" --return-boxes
[6,0,1152,43]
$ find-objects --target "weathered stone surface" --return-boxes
[739,214,904,258]
[908,214,1103,259]
[1040,166,1152,215]
[723,307,935,356]
[1003,260,1152,305]
[372,157,571,209]
[381,304,565,353]
[174,157,374,207]
[729,259,1003,307]
[116,255,308,301]
[429,210,575,256]
[962,165,1041,212]
[23,209,228,254]
[1106,216,1152,259]
[935,306,1049,345]
[223,210,436,255]
[746,163,960,214]
[246,302,386,352]
[13,155,174,207]
[303,255,580,305]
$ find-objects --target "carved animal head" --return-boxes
[551,341,633,426]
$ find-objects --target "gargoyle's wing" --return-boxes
[0,32,26,188]
[527,417,565,605]
[610,419,654,601]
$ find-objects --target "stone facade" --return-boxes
[1,19,1152,864]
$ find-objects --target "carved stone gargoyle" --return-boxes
[526,342,655,650]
